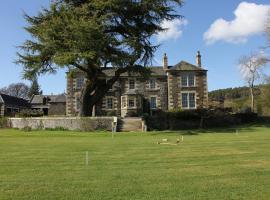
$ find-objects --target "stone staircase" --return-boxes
[117,117,144,132]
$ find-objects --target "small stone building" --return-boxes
[0,93,30,117]
[66,52,208,117]
[30,94,66,116]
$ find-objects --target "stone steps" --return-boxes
[117,117,143,132]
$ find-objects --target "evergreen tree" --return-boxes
[28,78,41,98]
[16,0,183,116]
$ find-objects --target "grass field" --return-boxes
[0,126,270,200]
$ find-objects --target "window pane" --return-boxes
[122,96,127,108]
[150,79,156,89]
[76,78,84,89]
[182,93,188,108]
[129,80,135,89]
[188,74,195,86]
[129,99,135,108]
[150,97,157,109]
[181,75,188,87]
[107,98,113,109]
[189,93,195,108]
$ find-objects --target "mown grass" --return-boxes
[0,125,269,200]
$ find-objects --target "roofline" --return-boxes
[0,94,4,104]
[166,69,208,72]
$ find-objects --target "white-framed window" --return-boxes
[128,97,136,108]
[76,77,84,89]
[150,96,157,109]
[121,96,127,108]
[181,92,196,109]
[129,79,135,90]
[106,97,113,109]
[149,79,156,89]
[181,74,195,87]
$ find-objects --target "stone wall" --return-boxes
[49,103,66,116]
[9,117,115,131]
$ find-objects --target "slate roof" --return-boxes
[101,61,206,77]
[0,93,30,107]
[31,94,66,104]
[102,66,166,77]
[169,61,207,71]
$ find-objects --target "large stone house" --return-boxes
[66,52,208,117]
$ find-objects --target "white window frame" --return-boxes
[181,92,196,109]
[106,97,114,110]
[150,96,157,110]
[128,79,136,90]
[128,96,136,108]
[181,73,196,87]
[149,78,156,89]
[121,96,127,109]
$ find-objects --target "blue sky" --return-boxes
[0,0,269,94]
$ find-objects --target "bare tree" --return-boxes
[0,83,30,99]
[238,53,267,112]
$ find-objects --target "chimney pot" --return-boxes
[196,51,201,67]
[163,53,168,70]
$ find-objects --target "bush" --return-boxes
[234,113,258,123]
[0,118,8,128]
[22,126,32,132]
[17,109,44,117]
[144,109,247,130]
[45,127,68,131]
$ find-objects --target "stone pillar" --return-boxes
[0,104,5,117]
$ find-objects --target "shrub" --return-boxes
[17,109,43,117]
[234,113,258,123]
[45,127,68,131]
[0,117,8,128]
[22,126,32,132]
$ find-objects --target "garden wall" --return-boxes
[8,117,115,131]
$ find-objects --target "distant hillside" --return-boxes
[209,84,270,116]
[209,85,262,100]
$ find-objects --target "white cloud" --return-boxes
[204,2,270,44]
[157,19,188,42]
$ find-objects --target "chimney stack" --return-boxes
[196,51,201,67]
[163,53,168,70]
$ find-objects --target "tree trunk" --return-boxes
[80,82,95,117]
[79,78,113,117]
[250,86,254,112]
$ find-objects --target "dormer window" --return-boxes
[149,79,156,89]
[181,74,195,87]
[129,79,135,90]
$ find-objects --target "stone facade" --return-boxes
[9,117,114,131]
[66,52,208,117]
[30,94,66,116]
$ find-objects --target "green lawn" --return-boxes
[0,126,270,200]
